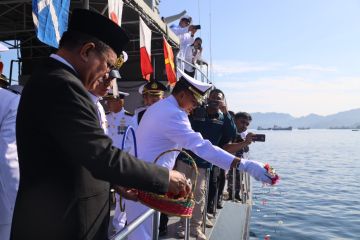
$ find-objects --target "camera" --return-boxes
[252,134,266,142]
[192,25,201,30]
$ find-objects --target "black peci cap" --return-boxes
[68,9,129,56]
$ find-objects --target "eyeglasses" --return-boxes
[93,48,116,73]
[98,74,115,84]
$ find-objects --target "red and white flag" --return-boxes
[139,17,153,80]
[163,37,177,85]
[108,0,123,26]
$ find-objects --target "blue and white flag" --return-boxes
[32,0,70,48]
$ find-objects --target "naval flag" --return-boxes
[139,17,153,80]
[108,0,124,26]
[163,37,176,85]
[32,0,70,48]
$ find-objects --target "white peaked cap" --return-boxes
[0,42,9,52]
[122,51,128,62]
[177,69,212,95]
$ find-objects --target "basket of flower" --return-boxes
[138,149,198,218]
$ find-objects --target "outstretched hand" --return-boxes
[237,159,279,185]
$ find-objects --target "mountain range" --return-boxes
[249,108,360,129]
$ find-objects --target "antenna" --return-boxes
[198,0,201,38]
[209,0,213,83]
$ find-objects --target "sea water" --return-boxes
[248,129,360,240]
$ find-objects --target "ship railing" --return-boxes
[176,56,210,84]
[231,168,251,204]
[109,208,192,240]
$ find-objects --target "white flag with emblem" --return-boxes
[108,0,124,26]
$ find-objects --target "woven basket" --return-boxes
[138,149,198,218]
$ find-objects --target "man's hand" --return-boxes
[168,170,191,196]
[245,132,255,145]
[219,100,228,114]
[113,185,139,202]
[237,159,275,185]
[188,25,198,35]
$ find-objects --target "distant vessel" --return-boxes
[272,125,292,130]
[298,127,310,130]
[257,126,272,130]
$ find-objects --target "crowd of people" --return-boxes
[0,9,275,240]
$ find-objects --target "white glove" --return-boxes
[237,158,274,184]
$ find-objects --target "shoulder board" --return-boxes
[5,88,21,95]
[125,111,134,116]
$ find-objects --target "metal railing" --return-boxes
[231,168,251,204]
[176,56,210,84]
[109,209,158,240]
[110,208,191,240]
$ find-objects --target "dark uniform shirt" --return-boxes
[233,133,250,158]
[177,108,236,169]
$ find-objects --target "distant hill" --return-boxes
[250,108,360,129]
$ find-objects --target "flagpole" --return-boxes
[83,0,89,9]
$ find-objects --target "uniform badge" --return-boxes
[151,82,158,90]
[118,117,127,134]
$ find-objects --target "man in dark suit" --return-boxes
[11,9,188,240]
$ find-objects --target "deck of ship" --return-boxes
[109,196,252,240]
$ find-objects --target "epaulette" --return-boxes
[125,111,134,117]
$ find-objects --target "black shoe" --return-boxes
[235,193,241,201]
[227,192,233,200]
[159,227,167,237]
[217,202,223,209]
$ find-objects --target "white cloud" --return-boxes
[207,60,359,116]
[290,64,337,72]
[212,61,284,75]
[214,75,360,117]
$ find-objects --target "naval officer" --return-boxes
[106,90,134,233]
[11,9,189,240]
[0,87,20,240]
[88,69,121,133]
[131,79,167,130]
[125,70,274,240]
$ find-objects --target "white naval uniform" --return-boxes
[0,88,20,240]
[184,44,202,73]
[106,108,134,232]
[170,24,194,58]
[88,94,108,134]
[129,106,147,131]
[125,95,235,240]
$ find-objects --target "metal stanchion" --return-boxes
[203,168,210,233]
[232,167,236,202]
[152,211,160,240]
[240,170,244,203]
[184,218,190,240]
[213,171,219,215]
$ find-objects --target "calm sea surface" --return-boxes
[248,129,360,240]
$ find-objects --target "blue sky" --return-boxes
[1,1,360,117]
[159,0,360,117]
